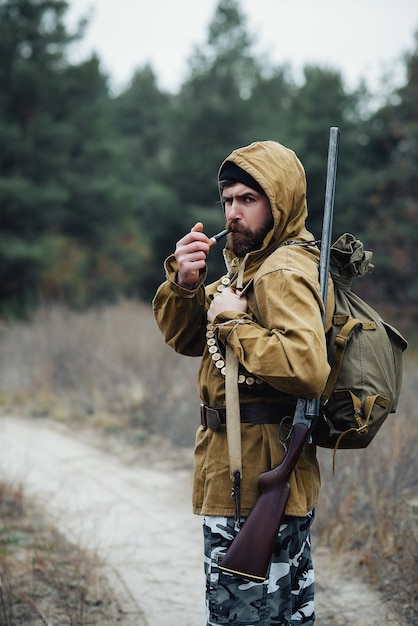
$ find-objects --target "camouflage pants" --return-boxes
[203,512,315,626]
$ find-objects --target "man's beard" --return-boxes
[226,221,273,257]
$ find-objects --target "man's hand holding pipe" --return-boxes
[175,222,211,289]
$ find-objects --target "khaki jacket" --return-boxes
[153,141,332,517]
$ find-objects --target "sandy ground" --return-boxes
[0,416,400,626]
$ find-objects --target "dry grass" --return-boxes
[0,301,200,624]
[0,480,129,625]
[315,358,418,624]
[0,300,200,446]
[0,300,416,623]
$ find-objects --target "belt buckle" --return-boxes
[200,404,222,432]
[206,407,222,431]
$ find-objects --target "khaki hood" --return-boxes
[219,140,312,266]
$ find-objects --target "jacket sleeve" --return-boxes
[214,264,330,399]
[152,254,208,356]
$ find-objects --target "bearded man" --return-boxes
[153,141,330,625]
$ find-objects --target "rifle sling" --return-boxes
[224,259,249,522]
[225,344,242,481]
[225,344,242,524]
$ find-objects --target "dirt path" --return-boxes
[0,416,399,626]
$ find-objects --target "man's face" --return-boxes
[222,182,273,257]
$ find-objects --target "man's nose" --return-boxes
[227,200,241,220]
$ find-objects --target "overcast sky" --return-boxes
[65,0,418,95]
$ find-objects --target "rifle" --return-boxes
[219,127,340,582]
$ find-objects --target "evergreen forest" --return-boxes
[1,0,417,331]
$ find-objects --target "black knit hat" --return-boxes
[219,162,266,195]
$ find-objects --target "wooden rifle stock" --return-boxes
[219,419,310,582]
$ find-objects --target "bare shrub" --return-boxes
[0,301,200,445]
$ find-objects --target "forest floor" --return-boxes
[0,415,402,626]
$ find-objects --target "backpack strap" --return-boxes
[331,391,390,473]
[322,317,364,402]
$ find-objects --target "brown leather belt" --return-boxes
[200,403,295,432]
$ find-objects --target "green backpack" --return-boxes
[314,233,408,453]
